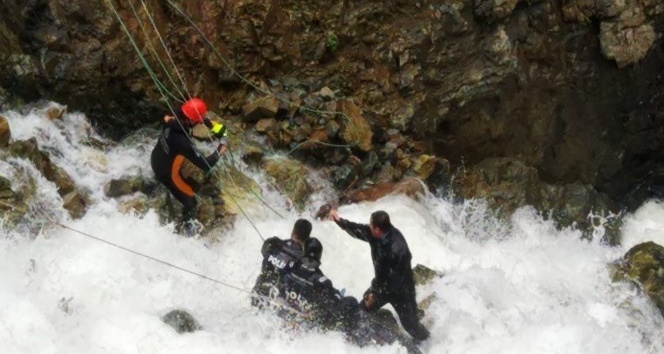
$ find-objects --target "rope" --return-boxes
[163,0,363,152]
[2,199,417,348]
[217,154,284,220]
[107,0,275,239]
[59,222,249,291]
[104,0,182,106]
[108,0,362,183]
[0,200,299,315]
[139,0,193,99]
[107,0,362,248]
[125,0,188,102]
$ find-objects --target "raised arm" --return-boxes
[330,210,372,242]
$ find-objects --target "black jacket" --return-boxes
[254,236,304,292]
[282,260,346,324]
[252,237,350,328]
[150,109,221,179]
[334,218,415,297]
[252,236,305,308]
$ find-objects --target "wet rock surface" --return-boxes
[613,241,664,316]
[162,309,202,333]
[1,0,663,239]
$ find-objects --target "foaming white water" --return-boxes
[1,105,664,354]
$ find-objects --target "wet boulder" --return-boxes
[422,157,452,193]
[0,173,41,231]
[104,176,156,198]
[263,156,313,211]
[0,115,10,147]
[344,177,426,203]
[116,194,150,216]
[241,144,265,165]
[413,264,443,286]
[411,154,438,181]
[7,138,88,219]
[332,163,358,190]
[162,309,202,334]
[9,138,76,195]
[337,99,372,152]
[455,157,620,242]
[612,241,664,316]
[177,159,254,229]
[62,190,87,219]
[242,96,280,122]
[537,183,620,244]
[454,157,540,215]
[44,105,66,121]
[0,175,25,227]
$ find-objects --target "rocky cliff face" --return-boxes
[1,0,663,211]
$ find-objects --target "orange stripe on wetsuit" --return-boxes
[171,155,194,196]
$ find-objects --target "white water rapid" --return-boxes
[1,104,664,354]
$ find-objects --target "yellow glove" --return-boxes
[210,122,228,137]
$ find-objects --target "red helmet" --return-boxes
[181,98,207,123]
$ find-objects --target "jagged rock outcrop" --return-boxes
[1,0,663,231]
[343,177,426,204]
[0,112,89,223]
[455,157,621,243]
[563,0,661,68]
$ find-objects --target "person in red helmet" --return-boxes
[151,97,229,236]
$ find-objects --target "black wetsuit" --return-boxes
[334,218,430,341]
[150,110,221,221]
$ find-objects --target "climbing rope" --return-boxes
[2,197,415,347]
[138,0,193,100]
[110,0,362,161]
[0,200,299,315]
[105,0,182,106]
[106,0,278,239]
[105,0,368,243]
[163,0,364,152]
[125,0,189,102]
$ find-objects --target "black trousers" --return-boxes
[361,288,430,341]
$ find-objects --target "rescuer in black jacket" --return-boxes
[252,219,359,331]
[330,209,430,341]
[252,219,312,307]
[280,237,359,331]
[150,98,228,235]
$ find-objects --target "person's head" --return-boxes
[369,210,391,239]
[181,98,207,125]
[291,218,312,244]
[304,237,323,263]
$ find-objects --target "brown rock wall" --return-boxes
[0,0,663,209]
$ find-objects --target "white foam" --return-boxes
[1,105,663,354]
